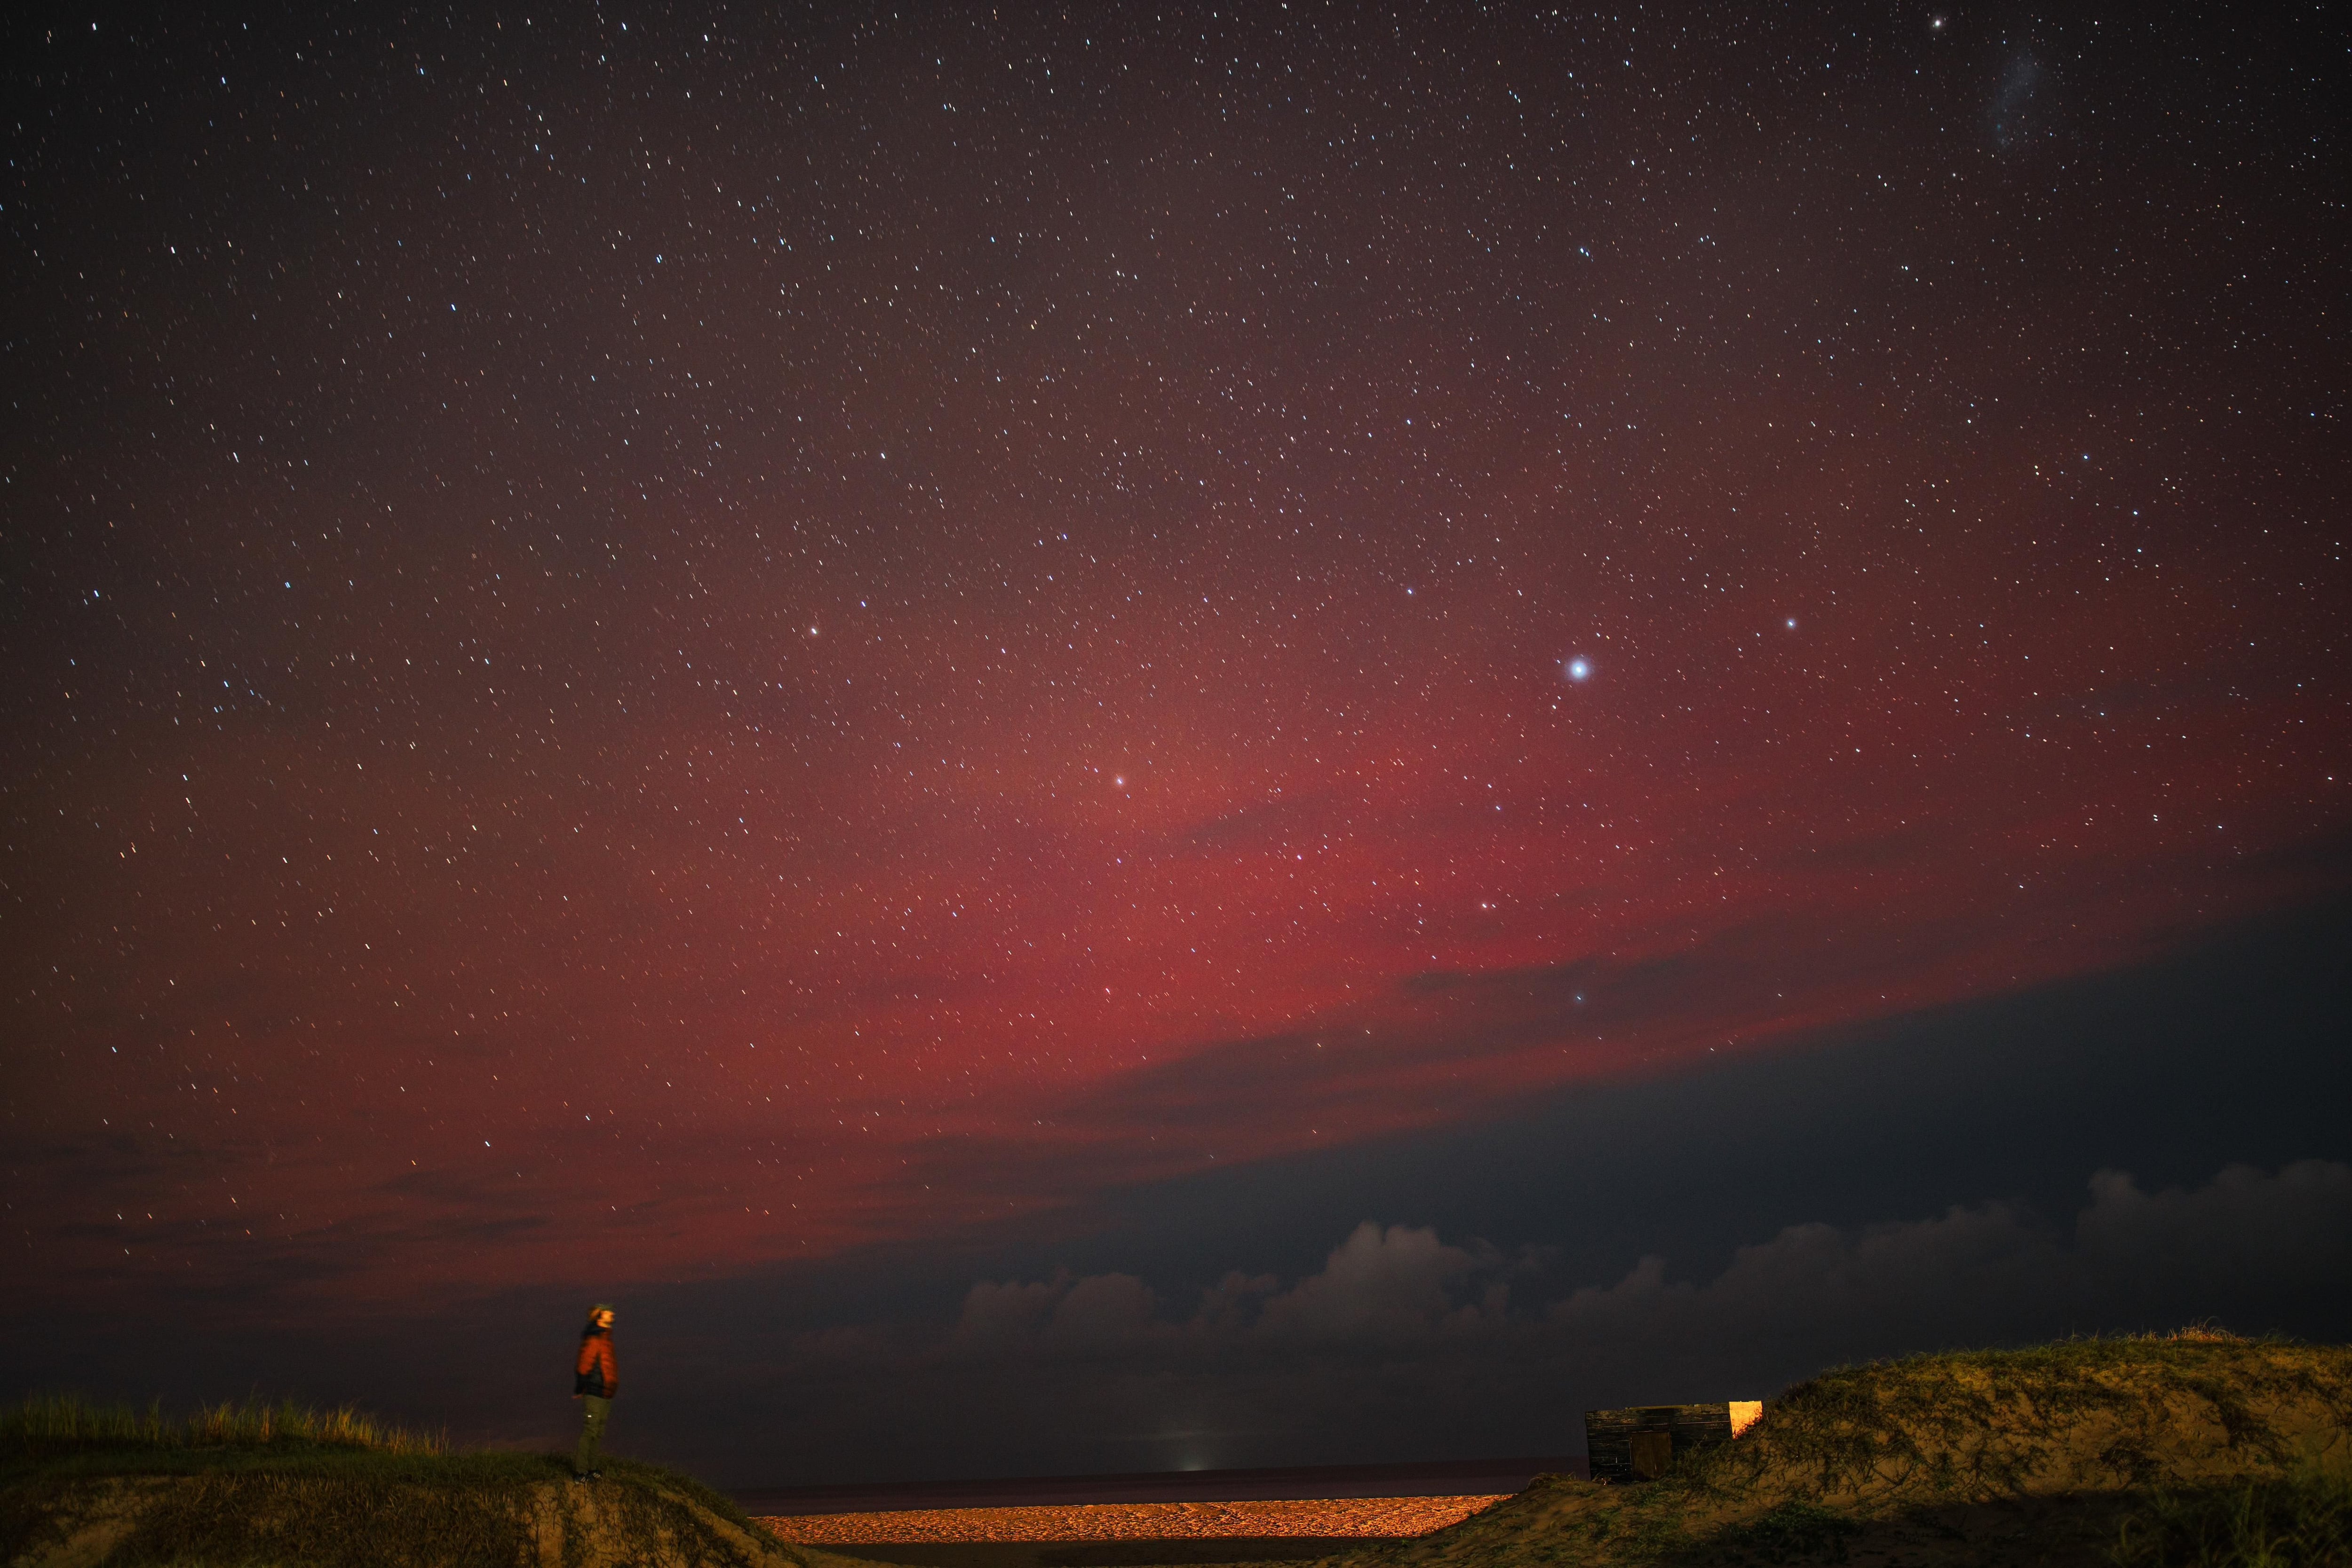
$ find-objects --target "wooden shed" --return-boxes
[1583,1400,1763,1482]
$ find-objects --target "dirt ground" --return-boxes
[758,1495,1508,1544]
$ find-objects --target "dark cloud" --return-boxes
[1252,1224,1505,1346]
[569,1158,2351,1484]
[948,1223,1507,1360]
[1550,1162,2352,1362]
[940,1162,2351,1370]
[2076,1163,2352,1283]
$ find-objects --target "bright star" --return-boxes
[1565,658,1591,681]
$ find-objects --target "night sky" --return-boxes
[8,3,2350,1486]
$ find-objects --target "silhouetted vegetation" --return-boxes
[2110,1464,2352,1567]
[0,1394,852,1568]
[2,1393,445,1459]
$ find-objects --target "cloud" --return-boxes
[950,1269,1160,1354]
[1050,1272,1159,1344]
[1255,1222,1501,1344]
[2078,1159,2352,1279]
[949,1222,1513,1357]
[614,1159,2352,1482]
[1552,1159,2352,1347]
[1549,1199,2062,1339]
[930,1160,2352,1387]
[952,1274,1068,1347]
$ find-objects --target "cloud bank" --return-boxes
[938,1160,2349,1360]
[716,1160,2351,1478]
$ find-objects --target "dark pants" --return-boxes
[574,1394,611,1473]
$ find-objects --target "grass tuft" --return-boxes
[2139,1323,2246,1346]
[2,1392,445,1460]
[2108,1465,2352,1567]
[1707,1501,1859,1564]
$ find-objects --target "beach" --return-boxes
[759,1493,1506,1544]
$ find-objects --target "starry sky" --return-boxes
[7,3,2350,1483]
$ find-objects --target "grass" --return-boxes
[0,1394,842,1568]
[2109,1466,2352,1567]
[2,1392,446,1460]
[1351,1334,2352,1568]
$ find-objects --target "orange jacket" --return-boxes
[574,1329,618,1397]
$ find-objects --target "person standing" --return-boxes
[571,1303,619,1480]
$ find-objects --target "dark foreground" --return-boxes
[7,1338,2348,1565]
